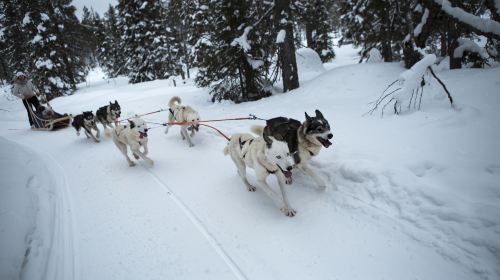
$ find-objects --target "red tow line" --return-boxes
[199,123,231,141]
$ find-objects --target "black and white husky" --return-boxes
[96,100,121,130]
[72,111,100,142]
[261,109,333,189]
[224,126,296,217]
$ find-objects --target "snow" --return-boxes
[414,8,429,37]
[22,13,31,26]
[0,137,75,280]
[434,0,500,36]
[40,13,50,21]
[295,48,325,81]
[276,29,286,43]
[396,54,437,103]
[454,38,490,59]
[231,26,252,51]
[246,57,264,70]
[35,58,54,70]
[366,48,383,63]
[1,46,499,280]
[32,35,43,44]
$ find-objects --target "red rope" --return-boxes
[199,123,231,141]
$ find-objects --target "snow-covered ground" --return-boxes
[1,48,499,280]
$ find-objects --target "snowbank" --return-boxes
[0,137,74,280]
[295,48,326,82]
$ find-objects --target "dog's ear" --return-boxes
[109,101,112,105]
[115,100,118,104]
[305,112,311,121]
[263,133,273,148]
[315,109,324,119]
[129,120,135,129]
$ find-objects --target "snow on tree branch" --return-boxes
[433,0,500,36]
[231,26,252,51]
[414,8,429,37]
[453,38,490,59]
[366,53,454,116]
[276,29,286,43]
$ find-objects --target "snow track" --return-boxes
[144,166,247,280]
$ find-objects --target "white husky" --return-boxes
[165,96,200,147]
[110,117,153,167]
[224,126,296,217]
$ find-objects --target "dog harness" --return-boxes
[239,137,253,158]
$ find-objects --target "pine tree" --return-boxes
[21,0,87,99]
[98,5,125,77]
[117,0,173,84]
[194,0,272,102]
[297,0,335,62]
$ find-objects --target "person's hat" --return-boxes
[15,72,27,78]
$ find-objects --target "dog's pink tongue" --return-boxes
[284,170,292,178]
[318,137,332,148]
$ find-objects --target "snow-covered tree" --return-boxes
[194,0,273,102]
[117,0,174,84]
[296,0,335,62]
[98,5,125,78]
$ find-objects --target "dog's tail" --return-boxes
[168,96,182,108]
[250,125,264,136]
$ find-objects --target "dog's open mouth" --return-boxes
[139,131,148,138]
[188,125,199,132]
[278,165,293,178]
[317,136,332,148]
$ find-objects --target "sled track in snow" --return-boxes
[143,166,247,280]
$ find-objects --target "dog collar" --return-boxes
[266,167,277,174]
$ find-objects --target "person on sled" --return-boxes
[12,72,42,127]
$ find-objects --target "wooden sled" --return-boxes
[28,104,72,131]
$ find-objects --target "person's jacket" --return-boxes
[12,80,37,100]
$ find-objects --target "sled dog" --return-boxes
[72,111,100,142]
[261,110,333,189]
[96,100,121,130]
[224,126,296,217]
[111,117,153,167]
[165,96,200,147]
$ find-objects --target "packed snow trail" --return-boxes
[144,167,247,280]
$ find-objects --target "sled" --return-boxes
[28,104,72,131]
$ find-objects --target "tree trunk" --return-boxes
[275,0,299,92]
[447,21,461,69]
[440,32,448,57]
[381,40,393,62]
[305,23,314,49]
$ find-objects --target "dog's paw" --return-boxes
[247,185,256,192]
[129,161,136,167]
[281,207,297,217]
[164,127,169,134]
[133,154,140,160]
[94,139,100,143]
[147,159,154,166]
[189,143,195,147]
[76,132,80,136]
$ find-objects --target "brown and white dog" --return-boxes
[110,117,153,167]
[165,96,200,147]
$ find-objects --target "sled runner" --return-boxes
[28,104,72,131]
